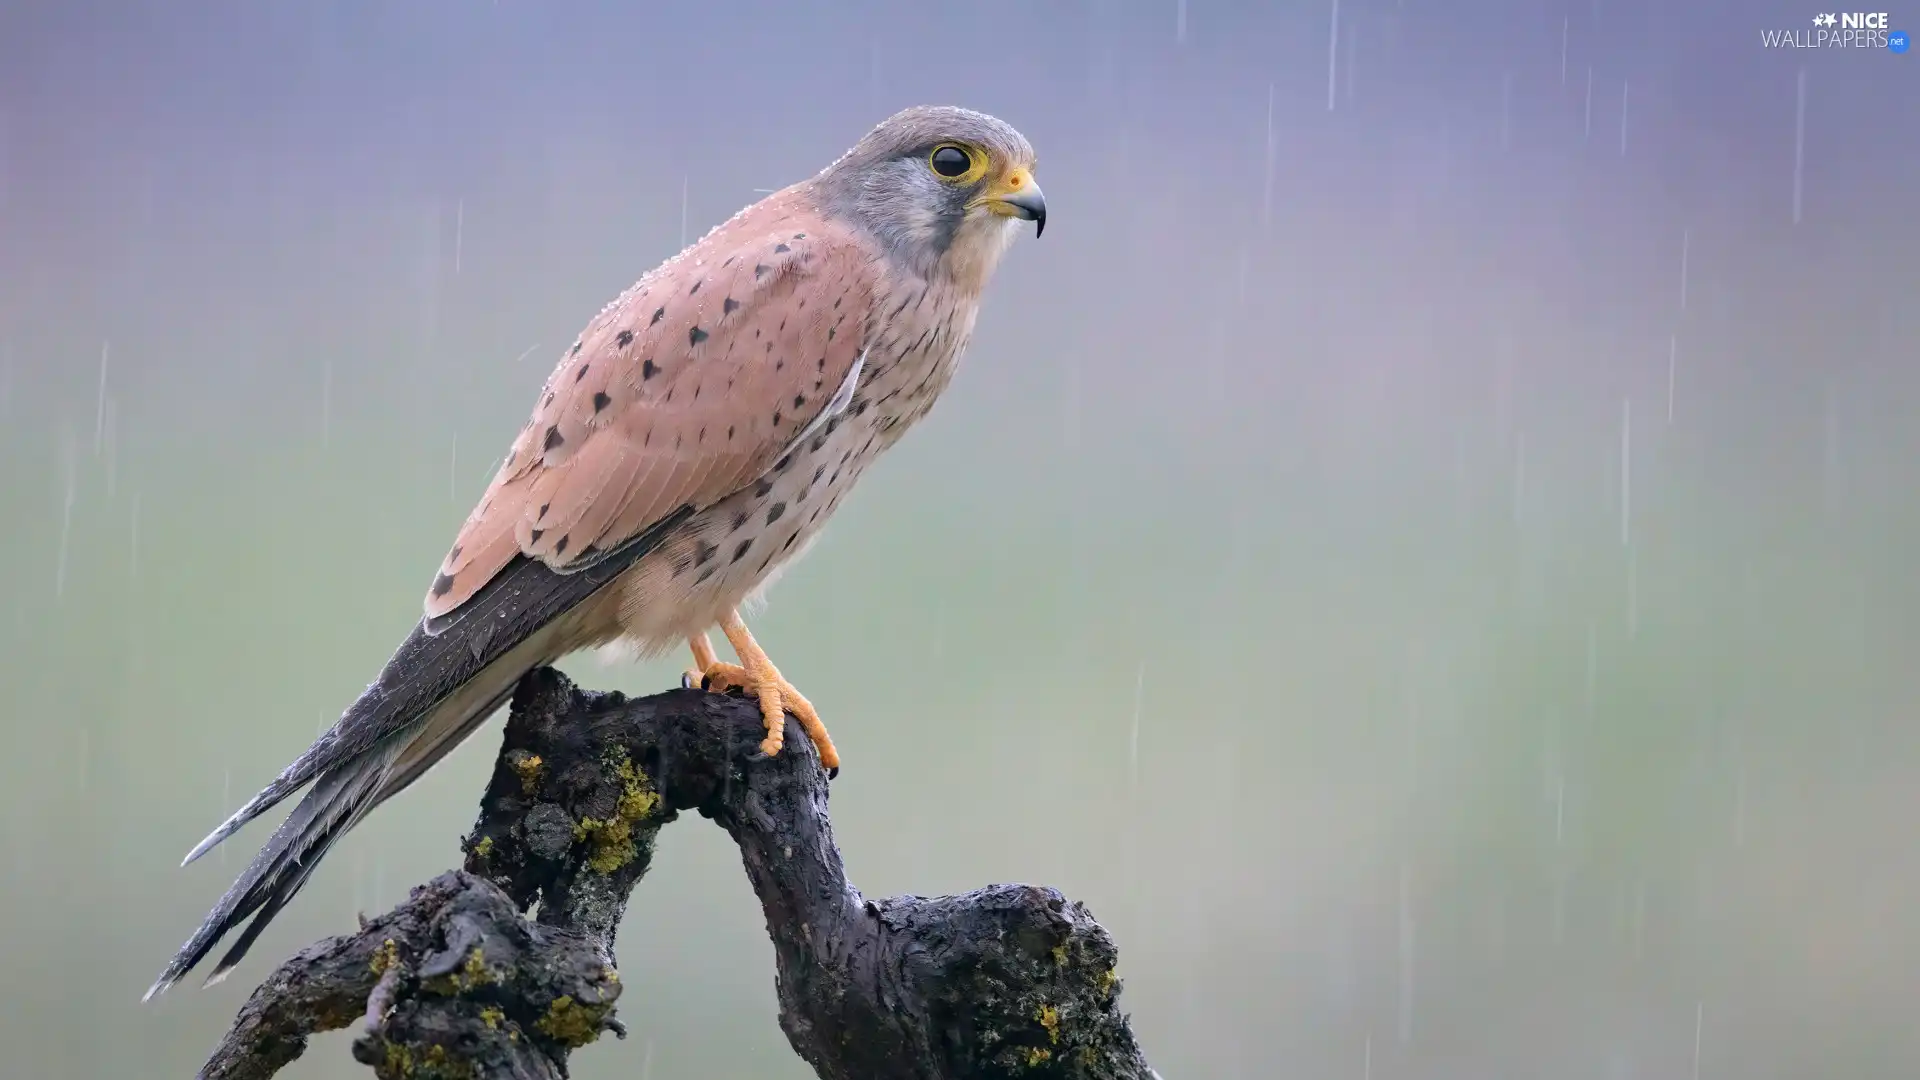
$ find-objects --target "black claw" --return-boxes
[701,674,714,691]
[680,672,695,690]
[828,766,840,780]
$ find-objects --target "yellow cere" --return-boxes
[979,167,1039,216]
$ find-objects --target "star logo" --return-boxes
[1813,12,1838,25]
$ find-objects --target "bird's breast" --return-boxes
[857,278,982,446]
[608,398,884,647]
[606,279,981,648]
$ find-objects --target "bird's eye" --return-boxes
[928,144,975,179]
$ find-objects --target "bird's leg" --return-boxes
[682,632,748,691]
[686,610,840,772]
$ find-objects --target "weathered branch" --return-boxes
[200,668,1155,1079]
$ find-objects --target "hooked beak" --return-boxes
[982,167,1047,238]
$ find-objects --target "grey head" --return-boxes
[813,105,1045,287]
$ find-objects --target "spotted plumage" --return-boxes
[148,105,1046,999]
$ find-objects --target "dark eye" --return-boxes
[928,144,972,178]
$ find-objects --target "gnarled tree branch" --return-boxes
[199,668,1155,1079]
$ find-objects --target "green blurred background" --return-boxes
[1,1,1914,1077]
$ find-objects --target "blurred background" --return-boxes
[1,0,1914,1077]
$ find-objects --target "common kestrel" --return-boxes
[147,105,1045,998]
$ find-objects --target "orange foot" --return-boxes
[682,611,841,775]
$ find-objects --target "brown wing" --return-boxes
[424,204,878,619]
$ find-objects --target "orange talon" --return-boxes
[682,614,841,773]
[683,632,750,692]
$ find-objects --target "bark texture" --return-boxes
[200,668,1155,1079]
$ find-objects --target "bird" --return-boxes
[145,105,1046,999]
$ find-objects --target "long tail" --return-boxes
[145,520,685,1000]
[147,737,405,997]
[142,670,527,1000]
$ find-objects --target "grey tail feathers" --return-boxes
[142,669,528,1001]
[144,527,687,1001]
[142,741,401,1001]
[143,678,523,1002]
[178,739,350,869]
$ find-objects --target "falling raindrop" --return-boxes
[1175,0,1187,43]
[1404,642,1422,785]
[1793,68,1807,224]
[1667,336,1678,423]
[1559,15,1570,86]
[1618,80,1629,155]
[1583,66,1594,140]
[1261,83,1276,231]
[1397,860,1414,1043]
[512,343,541,366]
[1620,397,1632,546]
[55,431,76,600]
[1363,1033,1372,1080]
[1327,0,1341,111]
[640,1039,654,1079]
[1512,431,1525,525]
[1631,878,1646,960]
[1823,383,1841,512]
[1692,1001,1704,1079]
[94,341,110,456]
[104,397,118,499]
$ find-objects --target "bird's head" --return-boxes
[815,105,1044,289]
